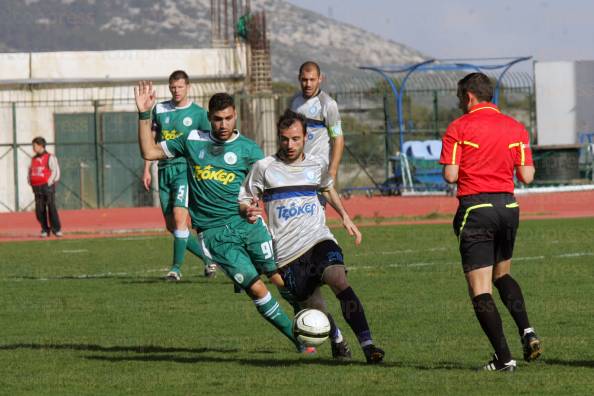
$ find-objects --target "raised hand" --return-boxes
[134,80,156,113]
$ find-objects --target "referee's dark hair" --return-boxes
[457,72,493,103]
[32,136,47,147]
[277,109,306,135]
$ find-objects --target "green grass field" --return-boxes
[1,218,593,395]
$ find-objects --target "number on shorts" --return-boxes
[177,185,186,201]
[260,241,273,259]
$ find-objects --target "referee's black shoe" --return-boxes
[522,330,543,362]
[479,354,517,372]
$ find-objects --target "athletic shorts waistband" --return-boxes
[458,192,515,206]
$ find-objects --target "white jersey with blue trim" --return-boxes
[290,90,343,162]
[239,153,336,267]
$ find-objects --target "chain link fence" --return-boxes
[0,74,535,212]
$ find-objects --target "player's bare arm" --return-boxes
[328,135,344,180]
[135,80,166,161]
[321,185,362,245]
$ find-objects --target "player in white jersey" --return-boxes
[290,61,344,181]
[239,110,385,364]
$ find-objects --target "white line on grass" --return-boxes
[114,236,162,241]
[2,251,592,281]
[557,252,594,258]
[512,256,545,261]
[353,247,447,256]
[61,249,88,253]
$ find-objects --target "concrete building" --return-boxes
[0,46,276,212]
[535,60,594,145]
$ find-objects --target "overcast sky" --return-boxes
[287,0,593,71]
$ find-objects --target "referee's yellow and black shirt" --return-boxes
[439,102,533,197]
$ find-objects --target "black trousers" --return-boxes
[32,184,61,233]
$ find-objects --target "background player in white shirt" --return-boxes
[290,61,344,182]
[239,110,384,364]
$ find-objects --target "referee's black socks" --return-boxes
[494,274,531,336]
[472,293,512,363]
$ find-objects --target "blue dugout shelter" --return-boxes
[359,56,532,193]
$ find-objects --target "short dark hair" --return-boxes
[32,136,46,147]
[168,70,190,84]
[208,93,235,114]
[457,72,493,102]
[298,61,321,77]
[277,109,306,135]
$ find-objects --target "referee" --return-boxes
[440,73,542,372]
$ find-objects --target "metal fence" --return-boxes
[0,76,535,212]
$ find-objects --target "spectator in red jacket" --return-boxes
[28,137,62,238]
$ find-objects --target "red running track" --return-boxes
[1,190,593,242]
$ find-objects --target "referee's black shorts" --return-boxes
[453,193,520,273]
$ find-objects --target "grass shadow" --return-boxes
[9,275,141,281]
[0,343,475,370]
[543,358,594,368]
[0,343,238,354]
[389,361,474,371]
[83,353,400,367]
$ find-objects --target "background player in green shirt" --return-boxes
[141,70,216,281]
[136,85,300,351]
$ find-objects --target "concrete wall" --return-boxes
[574,61,594,136]
[535,61,576,145]
[0,53,30,80]
[1,47,247,82]
[535,60,594,145]
[0,46,260,212]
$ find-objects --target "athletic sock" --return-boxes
[253,292,299,348]
[327,313,344,344]
[523,327,535,337]
[494,274,531,336]
[277,287,302,315]
[185,234,206,263]
[171,229,190,273]
[336,287,373,347]
[472,293,512,363]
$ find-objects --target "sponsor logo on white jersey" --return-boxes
[276,202,317,221]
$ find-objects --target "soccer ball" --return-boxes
[292,309,331,346]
